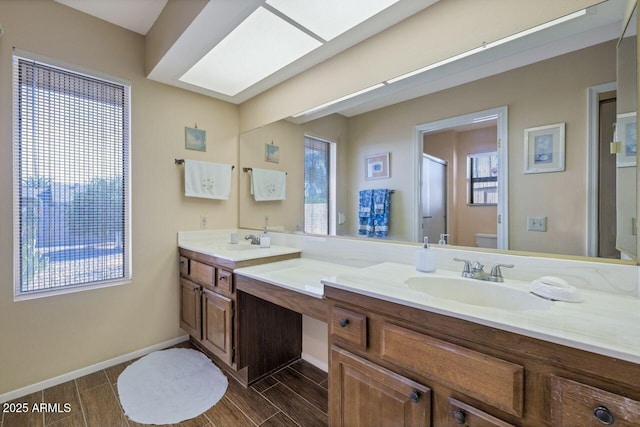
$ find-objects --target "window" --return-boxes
[13,53,131,299]
[467,152,498,205]
[304,135,336,234]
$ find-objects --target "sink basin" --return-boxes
[405,276,553,311]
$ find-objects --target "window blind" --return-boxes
[304,136,330,234]
[13,54,131,296]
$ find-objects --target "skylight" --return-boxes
[266,0,400,41]
[179,0,401,97]
[180,6,321,96]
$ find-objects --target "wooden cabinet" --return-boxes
[326,285,640,427]
[330,346,431,427]
[178,247,301,386]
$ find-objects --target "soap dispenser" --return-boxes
[416,237,436,272]
[260,227,271,248]
[438,234,448,245]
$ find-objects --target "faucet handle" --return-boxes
[453,258,472,274]
[471,261,485,271]
[489,264,514,282]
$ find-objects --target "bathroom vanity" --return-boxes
[178,230,640,425]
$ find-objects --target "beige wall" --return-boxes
[0,0,239,395]
[239,0,603,132]
[239,115,349,234]
[347,40,616,255]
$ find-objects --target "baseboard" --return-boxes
[301,352,328,373]
[0,335,189,404]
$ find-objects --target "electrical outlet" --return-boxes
[527,216,547,232]
[200,215,208,229]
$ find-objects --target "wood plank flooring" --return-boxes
[1,344,328,427]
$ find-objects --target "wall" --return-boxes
[347,40,616,255]
[0,0,239,395]
[239,114,349,234]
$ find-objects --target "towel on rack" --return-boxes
[184,160,232,200]
[373,189,391,237]
[250,168,286,201]
[358,190,374,236]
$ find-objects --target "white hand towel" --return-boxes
[250,168,286,201]
[184,160,232,200]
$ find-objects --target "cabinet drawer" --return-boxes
[381,322,523,417]
[550,376,640,426]
[179,256,188,276]
[330,307,367,351]
[190,260,215,286]
[446,398,514,427]
[216,269,233,294]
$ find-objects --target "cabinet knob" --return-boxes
[593,406,615,425]
[338,318,349,327]
[409,390,420,403]
[452,410,466,425]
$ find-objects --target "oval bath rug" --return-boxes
[117,348,228,425]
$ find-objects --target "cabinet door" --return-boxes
[330,346,431,427]
[202,288,233,366]
[180,278,201,338]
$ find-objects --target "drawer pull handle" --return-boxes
[219,276,227,281]
[409,390,420,403]
[452,409,466,425]
[593,406,615,425]
[338,318,349,327]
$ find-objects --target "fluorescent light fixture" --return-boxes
[292,83,386,118]
[266,0,400,41]
[180,7,321,96]
[387,9,587,84]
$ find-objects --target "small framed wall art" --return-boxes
[523,123,565,174]
[185,126,206,151]
[265,143,280,163]
[365,152,390,180]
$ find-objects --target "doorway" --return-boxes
[413,106,508,248]
[422,154,447,244]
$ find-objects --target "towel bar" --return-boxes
[175,159,234,169]
[243,167,287,175]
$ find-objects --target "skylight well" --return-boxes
[179,0,400,97]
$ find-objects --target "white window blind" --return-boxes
[13,54,131,297]
[304,136,330,234]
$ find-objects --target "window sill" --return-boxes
[14,278,132,302]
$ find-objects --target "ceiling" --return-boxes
[52,0,628,120]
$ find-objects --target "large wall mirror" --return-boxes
[239,0,639,263]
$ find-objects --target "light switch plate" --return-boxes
[527,216,547,232]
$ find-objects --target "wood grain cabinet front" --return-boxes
[550,376,640,426]
[445,398,515,427]
[330,346,431,427]
[330,306,367,351]
[201,288,233,366]
[179,278,201,337]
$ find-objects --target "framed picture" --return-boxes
[365,152,390,180]
[185,126,206,151]
[616,112,637,167]
[265,143,280,163]
[523,123,565,174]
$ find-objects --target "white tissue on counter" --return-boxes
[529,276,583,302]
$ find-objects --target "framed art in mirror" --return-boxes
[365,152,390,180]
[524,123,565,174]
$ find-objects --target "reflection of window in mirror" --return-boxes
[467,152,498,206]
[304,135,336,235]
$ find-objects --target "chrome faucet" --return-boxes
[454,258,513,282]
[244,234,261,245]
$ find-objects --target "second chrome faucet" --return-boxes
[453,258,513,282]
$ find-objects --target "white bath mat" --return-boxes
[117,348,228,425]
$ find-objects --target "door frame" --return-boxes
[413,106,509,249]
[586,82,616,257]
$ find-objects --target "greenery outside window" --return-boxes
[13,52,131,299]
[467,152,498,206]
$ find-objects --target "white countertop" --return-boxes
[178,230,301,261]
[234,258,360,298]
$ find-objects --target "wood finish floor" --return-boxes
[1,343,328,427]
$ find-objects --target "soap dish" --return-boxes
[529,276,583,303]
